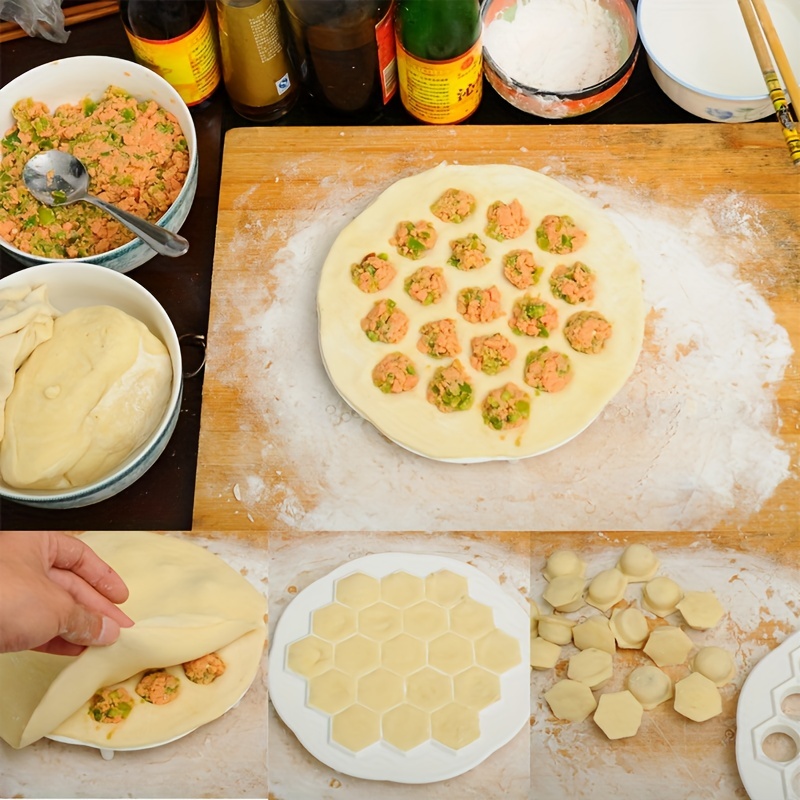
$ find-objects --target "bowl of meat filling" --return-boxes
[0,56,197,272]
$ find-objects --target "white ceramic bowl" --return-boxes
[638,0,800,122]
[0,55,197,271]
[0,262,182,508]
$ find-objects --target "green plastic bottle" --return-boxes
[395,0,483,124]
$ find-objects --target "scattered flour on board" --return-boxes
[218,165,793,531]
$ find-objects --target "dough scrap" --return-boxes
[544,679,597,723]
[626,665,673,710]
[593,691,644,740]
[674,672,722,722]
[676,591,725,630]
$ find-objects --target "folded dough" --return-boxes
[0,531,266,749]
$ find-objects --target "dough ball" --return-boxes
[593,691,643,740]
[543,549,587,582]
[537,614,576,646]
[542,574,585,612]
[642,576,684,617]
[626,665,673,710]
[691,646,736,687]
[674,672,722,722]
[0,306,172,489]
[567,647,613,690]
[572,615,616,654]
[544,679,597,723]
[617,543,659,582]
[610,607,650,649]
[676,591,725,630]
[531,636,561,670]
[585,568,628,612]
[643,626,694,667]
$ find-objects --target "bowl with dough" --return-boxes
[0,262,182,508]
[0,55,197,272]
[481,0,639,119]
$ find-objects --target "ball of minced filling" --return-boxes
[0,305,172,489]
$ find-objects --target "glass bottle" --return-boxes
[281,0,397,115]
[216,0,299,121]
[120,0,221,107]
[395,0,483,124]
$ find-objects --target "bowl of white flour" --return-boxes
[482,0,639,119]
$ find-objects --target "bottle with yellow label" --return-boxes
[395,0,482,124]
[120,0,221,107]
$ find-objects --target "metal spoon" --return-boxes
[22,150,189,258]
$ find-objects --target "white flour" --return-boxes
[220,163,793,532]
[483,0,624,91]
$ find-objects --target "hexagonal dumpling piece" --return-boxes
[335,573,381,609]
[537,614,576,646]
[543,550,587,581]
[585,569,628,613]
[617,543,659,582]
[567,647,613,690]
[691,646,736,687]
[572,615,615,654]
[406,667,453,711]
[332,704,380,751]
[676,591,725,630]
[403,601,449,640]
[381,572,425,608]
[593,691,644,740]
[382,704,430,751]
[626,665,673,710]
[382,633,427,675]
[286,635,334,678]
[312,603,358,642]
[475,628,521,674]
[358,603,403,641]
[642,576,683,617]
[674,672,722,722]
[308,669,356,714]
[431,703,480,749]
[429,632,474,675]
[425,570,469,607]
[357,668,404,712]
[449,597,496,639]
[643,626,694,667]
[334,635,380,676]
[530,636,561,670]
[544,678,597,723]
[453,666,501,710]
[610,606,650,649]
[542,575,585,612]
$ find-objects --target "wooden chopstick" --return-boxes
[749,0,800,114]
[736,0,800,166]
[0,1,119,44]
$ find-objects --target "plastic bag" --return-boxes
[0,0,69,43]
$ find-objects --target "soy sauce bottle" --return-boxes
[120,0,221,106]
[395,0,482,124]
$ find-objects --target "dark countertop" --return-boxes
[0,8,698,532]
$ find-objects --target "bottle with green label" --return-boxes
[395,0,482,124]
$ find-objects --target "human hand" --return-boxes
[0,531,134,656]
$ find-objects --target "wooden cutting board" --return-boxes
[193,124,799,534]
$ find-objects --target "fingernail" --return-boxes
[96,616,121,646]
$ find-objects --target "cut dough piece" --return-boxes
[617,543,659,582]
[585,568,628,612]
[626,665,673,710]
[537,615,576,646]
[312,603,358,642]
[674,672,722,722]
[572,615,615,654]
[530,637,561,670]
[567,648,613,690]
[335,573,381,608]
[431,703,480,749]
[404,667,452,712]
[691,646,736,687]
[544,679,597,723]
[382,704,430,751]
[593,691,643,740]
[676,591,725,630]
[543,550,587,582]
[317,163,645,461]
[609,607,650,649]
[542,575,585,612]
[643,626,694,667]
[380,572,425,607]
[642,576,684,617]
[332,704,381,751]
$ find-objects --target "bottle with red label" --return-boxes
[120,0,222,107]
[282,0,397,115]
[395,0,483,124]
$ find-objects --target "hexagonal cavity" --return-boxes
[307,669,356,714]
[594,690,644,740]
[381,571,425,607]
[429,632,474,675]
[644,626,694,667]
[406,667,453,711]
[403,601,449,640]
[674,672,722,722]
[777,682,800,720]
[382,633,427,675]
[425,570,469,607]
[752,720,800,768]
[382,703,431,751]
[286,635,334,678]
[331,704,380,752]
[431,702,481,749]
[475,628,521,674]
[449,597,496,640]
[358,602,403,641]
[357,668,404,712]
[453,666,501,710]
[334,635,380,676]
[312,602,357,642]
[335,573,380,609]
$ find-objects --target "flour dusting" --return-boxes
[217,167,793,531]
